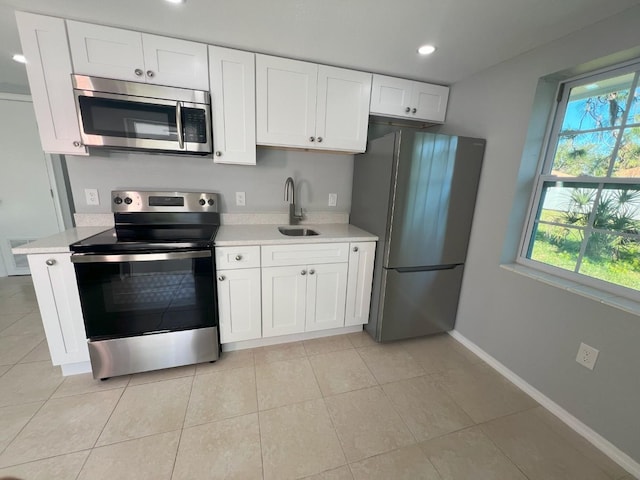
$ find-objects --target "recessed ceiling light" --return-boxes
[12,53,26,64]
[417,45,436,55]
[165,0,185,3]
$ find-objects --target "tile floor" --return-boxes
[0,275,635,480]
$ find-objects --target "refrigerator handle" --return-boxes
[395,264,461,273]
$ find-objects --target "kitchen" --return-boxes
[1,1,640,479]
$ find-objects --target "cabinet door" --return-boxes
[262,265,307,337]
[411,82,449,123]
[345,242,375,326]
[256,54,317,148]
[27,253,89,365]
[142,34,209,90]
[369,74,413,118]
[217,268,262,343]
[67,21,144,82]
[209,46,256,165]
[15,13,87,155]
[315,66,371,152]
[305,263,348,332]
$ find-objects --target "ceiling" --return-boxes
[1,0,639,95]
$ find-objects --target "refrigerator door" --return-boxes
[386,131,485,268]
[377,265,464,342]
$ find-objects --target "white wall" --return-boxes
[66,148,353,215]
[438,6,640,463]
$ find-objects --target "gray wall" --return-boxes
[438,6,640,462]
[66,148,353,215]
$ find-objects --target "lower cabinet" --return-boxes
[345,242,375,326]
[27,252,89,365]
[216,268,262,343]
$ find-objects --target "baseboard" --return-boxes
[222,325,363,351]
[448,329,640,478]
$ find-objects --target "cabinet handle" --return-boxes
[134,69,143,76]
[317,137,323,143]
[215,151,222,157]
[353,246,359,252]
[235,255,242,261]
[301,270,307,275]
[73,141,82,147]
[218,275,225,281]
[45,259,56,266]
[412,108,417,114]
[146,70,155,78]
[405,107,411,113]
[309,269,315,275]
[309,137,315,142]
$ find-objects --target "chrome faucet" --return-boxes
[284,176,303,225]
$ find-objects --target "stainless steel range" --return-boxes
[70,190,220,379]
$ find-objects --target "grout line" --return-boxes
[253,363,265,480]
[90,386,127,450]
[169,374,196,479]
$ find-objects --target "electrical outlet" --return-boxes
[576,342,599,370]
[235,191,246,206]
[84,188,99,206]
[328,193,337,207]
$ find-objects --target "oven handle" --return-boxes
[176,101,184,149]
[71,250,211,263]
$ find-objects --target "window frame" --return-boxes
[518,60,640,301]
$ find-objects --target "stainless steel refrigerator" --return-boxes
[350,129,485,342]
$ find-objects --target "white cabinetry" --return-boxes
[256,55,372,152]
[27,253,89,367]
[345,242,375,326]
[215,246,261,343]
[67,21,209,90]
[370,74,449,123]
[15,12,87,155]
[262,265,308,337]
[209,46,256,165]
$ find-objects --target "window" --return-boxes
[521,62,640,297]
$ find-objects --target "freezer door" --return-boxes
[387,131,485,268]
[377,265,464,342]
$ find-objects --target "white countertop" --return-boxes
[215,224,378,246]
[11,227,111,255]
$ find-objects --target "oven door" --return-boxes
[72,250,217,341]
[74,91,211,154]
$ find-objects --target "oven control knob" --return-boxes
[199,199,206,206]
[208,199,214,206]
[114,197,123,205]
[124,197,132,205]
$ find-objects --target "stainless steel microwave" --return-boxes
[72,75,212,155]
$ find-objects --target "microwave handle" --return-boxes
[176,101,184,149]
[71,250,211,264]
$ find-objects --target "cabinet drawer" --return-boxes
[261,243,349,267]
[215,246,260,269]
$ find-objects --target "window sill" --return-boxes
[500,263,640,316]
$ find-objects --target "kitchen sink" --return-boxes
[278,226,319,236]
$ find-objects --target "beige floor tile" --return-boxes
[260,398,345,480]
[309,349,377,396]
[305,466,354,479]
[0,389,122,467]
[0,451,89,480]
[481,409,610,480]
[421,426,527,480]
[173,413,262,480]
[357,343,426,384]
[346,330,377,348]
[0,361,63,408]
[350,444,441,480]
[304,334,354,356]
[195,348,254,374]
[0,301,35,316]
[382,376,474,442]
[185,366,257,427]
[256,357,321,410]
[402,334,476,374]
[325,386,415,462]
[0,334,44,365]
[434,363,537,423]
[96,376,191,446]
[128,364,195,386]
[254,341,307,364]
[0,312,44,337]
[18,340,51,363]
[530,407,629,480]
[0,401,43,452]
[78,430,179,480]
[52,372,131,398]
[0,365,9,377]
[447,336,485,365]
[0,313,22,333]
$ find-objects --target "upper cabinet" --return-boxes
[15,12,87,155]
[209,46,256,166]
[256,54,372,153]
[370,74,449,123]
[66,21,209,90]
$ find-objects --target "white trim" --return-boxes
[43,153,66,232]
[0,93,32,102]
[448,329,640,478]
[60,361,92,376]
